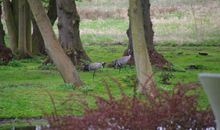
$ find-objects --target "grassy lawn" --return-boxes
[0,44,220,120]
[1,0,220,129]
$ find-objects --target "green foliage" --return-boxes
[80,85,94,94]
[62,83,76,90]
[120,74,136,87]
[8,60,23,67]
[159,70,175,85]
[41,0,49,8]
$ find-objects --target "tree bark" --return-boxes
[32,0,57,55]
[18,0,31,58]
[129,0,154,93]
[0,2,13,63]
[126,0,154,52]
[125,0,170,68]
[56,0,90,65]
[18,0,27,56]
[26,2,32,52]
[141,0,154,50]
[32,18,45,55]
[0,2,5,47]
[3,0,18,53]
[27,0,83,87]
[12,0,19,30]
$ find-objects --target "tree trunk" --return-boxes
[56,0,90,65]
[3,0,18,53]
[32,18,45,55]
[129,0,154,93]
[18,0,30,58]
[0,2,5,47]
[26,2,32,52]
[0,2,13,63]
[18,0,27,56]
[125,0,170,68]
[141,0,154,50]
[27,0,83,87]
[126,0,153,51]
[12,0,19,30]
[32,0,57,55]
[47,0,58,26]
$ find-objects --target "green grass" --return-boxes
[76,0,128,10]
[0,1,219,130]
[85,45,127,62]
[77,15,220,45]
[0,47,135,119]
[1,45,220,120]
[2,1,220,128]
[80,19,128,31]
[80,19,129,44]
[74,0,220,45]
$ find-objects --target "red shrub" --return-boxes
[0,46,13,64]
[46,83,215,130]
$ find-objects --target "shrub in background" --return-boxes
[46,82,215,130]
[8,60,23,67]
[0,47,13,65]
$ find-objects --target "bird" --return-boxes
[112,55,131,69]
[112,49,132,72]
[82,62,106,79]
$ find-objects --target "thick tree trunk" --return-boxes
[125,0,154,52]
[125,0,170,68]
[129,0,154,93]
[27,0,83,87]
[32,19,45,55]
[56,0,90,65]
[0,3,13,64]
[32,0,57,55]
[3,0,18,53]
[18,0,27,56]
[0,3,5,46]
[18,0,31,58]
[12,0,19,29]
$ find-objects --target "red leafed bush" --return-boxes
[0,46,13,65]
[46,82,215,130]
